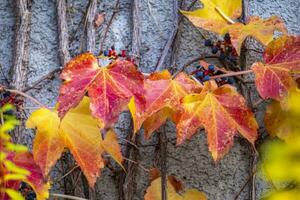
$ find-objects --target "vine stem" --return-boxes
[0,86,46,108]
[215,6,235,24]
[50,193,88,200]
[211,69,253,79]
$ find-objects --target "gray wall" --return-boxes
[0,0,299,199]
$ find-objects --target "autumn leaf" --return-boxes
[27,97,123,187]
[228,16,287,54]
[8,152,50,200]
[264,89,300,142]
[1,107,49,200]
[145,169,206,200]
[182,1,287,55]
[58,52,145,127]
[129,70,201,137]
[252,35,300,101]
[176,81,258,161]
[181,0,242,34]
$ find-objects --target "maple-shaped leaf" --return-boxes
[27,97,123,187]
[181,0,242,34]
[176,81,258,161]
[58,52,145,127]
[145,169,207,200]
[129,70,201,137]
[228,16,287,54]
[252,35,300,101]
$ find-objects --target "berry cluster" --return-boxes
[204,33,238,65]
[99,46,135,63]
[19,182,36,200]
[191,64,234,86]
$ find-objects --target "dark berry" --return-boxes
[224,33,231,41]
[103,50,109,57]
[220,52,226,60]
[211,46,219,54]
[203,75,211,82]
[111,45,115,50]
[226,46,233,52]
[208,65,215,72]
[3,91,10,99]
[121,50,126,57]
[204,39,213,47]
[195,71,204,78]
[228,77,235,84]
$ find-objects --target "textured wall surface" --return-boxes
[0,0,299,199]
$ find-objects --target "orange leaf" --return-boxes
[58,53,145,127]
[252,35,300,101]
[228,16,287,54]
[27,97,108,187]
[176,81,258,161]
[145,170,206,200]
[129,70,201,137]
[101,129,124,170]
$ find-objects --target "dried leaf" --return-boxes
[252,35,300,101]
[58,52,145,127]
[94,13,105,28]
[176,81,258,161]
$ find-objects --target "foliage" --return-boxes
[0,105,49,200]
[2,0,298,198]
[261,90,300,199]
[144,169,207,200]
[26,97,123,187]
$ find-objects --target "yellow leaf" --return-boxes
[181,0,241,34]
[27,97,108,187]
[5,189,25,200]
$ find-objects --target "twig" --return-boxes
[22,68,61,92]
[50,193,88,200]
[57,0,71,65]
[132,0,141,66]
[159,127,168,200]
[123,157,150,172]
[99,0,120,53]
[172,55,219,78]
[211,69,253,79]
[234,170,256,200]
[86,0,97,53]
[215,6,235,24]
[53,165,79,183]
[0,64,9,85]
[1,87,46,108]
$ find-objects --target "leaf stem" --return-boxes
[211,69,253,79]
[215,6,235,24]
[0,86,46,108]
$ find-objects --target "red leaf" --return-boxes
[58,53,145,127]
[252,35,300,101]
[176,81,258,161]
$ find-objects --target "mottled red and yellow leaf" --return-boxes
[58,52,145,127]
[176,81,258,161]
[129,70,201,137]
[145,169,206,200]
[252,35,300,101]
[27,97,124,187]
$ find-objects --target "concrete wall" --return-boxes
[0,0,299,199]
